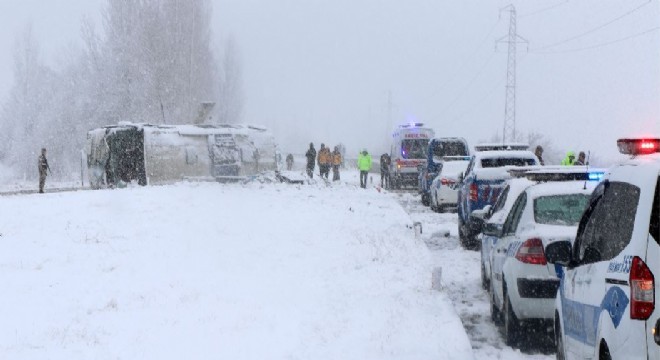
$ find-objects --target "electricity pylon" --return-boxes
[497,5,527,143]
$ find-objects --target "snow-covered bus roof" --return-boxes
[91,122,271,137]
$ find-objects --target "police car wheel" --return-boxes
[504,292,521,346]
[598,342,611,360]
[555,314,566,360]
[490,282,503,326]
[481,264,488,290]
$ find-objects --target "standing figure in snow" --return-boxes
[286,154,294,171]
[574,151,587,166]
[534,145,545,166]
[331,146,342,181]
[380,153,391,189]
[305,143,316,178]
[37,148,51,193]
[317,143,332,179]
[561,151,576,166]
[357,149,372,189]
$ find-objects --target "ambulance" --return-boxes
[389,123,435,189]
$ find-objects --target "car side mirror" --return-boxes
[469,212,486,233]
[545,240,572,266]
[482,222,502,237]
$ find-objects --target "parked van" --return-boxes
[389,123,435,189]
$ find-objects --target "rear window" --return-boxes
[534,194,590,226]
[480,157,536,168]
[432,141,469,158]
[401,139,429,159]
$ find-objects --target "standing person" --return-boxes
[534,145,545,166]
[331,146,342,181]
[286,154,294,171]
[574,151,587,166]
[380,153,391,189]
[317,143,332,179]
[37,148,51,193]
[357,149,372,189]
[305,143,316,178]
[561,151,576,166]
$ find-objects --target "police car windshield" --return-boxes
[480,157,536,168]
[401,139,428,159]
[533,194,590,226]
[432,142,468,158]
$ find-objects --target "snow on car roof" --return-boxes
[473,150,537,160]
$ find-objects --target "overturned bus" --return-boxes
[85,122,280,188]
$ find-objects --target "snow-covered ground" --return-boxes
[397,192,554,360]
[0,171,474,359]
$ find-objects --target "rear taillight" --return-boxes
[630,256,655,320]
[441,178,455,186]
[515,238,547,265]
[469,183,478,201]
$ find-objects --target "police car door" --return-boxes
[564,180,643,359]
[492,191,527,308]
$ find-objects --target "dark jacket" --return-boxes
[305,147,316,167]
[380,154,391,172]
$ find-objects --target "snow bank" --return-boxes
[0,180,472,359]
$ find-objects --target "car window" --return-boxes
[534,194,590,226]
[491,185,510,214]
[480,157,536,168]
[577,181,640,264]
[432,141,469,157]
[503,192,527,236]
[651,177,659,245]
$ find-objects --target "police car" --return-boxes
[478,177,534,290]
[545,138,660,360]
[489,169,601,346]
[457,143,539,249]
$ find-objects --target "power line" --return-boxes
[532,0,652,51]
[532,26,660,54]
[519,0,570,18]
[437,52,498,117]
[425,20,501,102]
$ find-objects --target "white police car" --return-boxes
[546,138,660,359]
[478,177,534,290]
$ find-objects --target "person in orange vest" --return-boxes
[331,146,342,181]
[317,143,332,179]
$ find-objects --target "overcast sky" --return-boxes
[1,0,658,163]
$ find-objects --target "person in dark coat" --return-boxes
[305,143,316,178]
[286,154,294,170]
[38,148,51,193]
[534,145,545,166]
[574,151,587,166]
[380,153,391,189]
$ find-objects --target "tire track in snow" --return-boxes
[394,191,553,360]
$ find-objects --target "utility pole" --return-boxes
[497,5,527,143]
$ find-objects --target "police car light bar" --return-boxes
[617,138,660,155]
[475,143,529,152]
[508,166,605,182]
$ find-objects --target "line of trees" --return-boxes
[0,0,243,180]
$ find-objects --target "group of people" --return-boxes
[304,143,343,181]
[534,146,588,166]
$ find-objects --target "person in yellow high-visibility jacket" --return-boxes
[561,151,576,166]
[357,149,372,188]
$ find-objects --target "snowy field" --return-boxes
[0,172,474,359]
